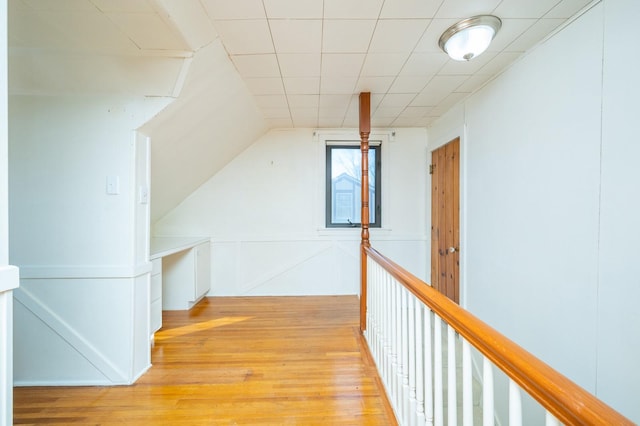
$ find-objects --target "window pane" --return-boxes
[329,146,377,225]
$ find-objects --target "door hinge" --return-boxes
[429,164,435,175]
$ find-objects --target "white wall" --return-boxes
[0,1,17,423]
[154,127,429,296]
[9,95,167,385]
[428,1,639,422]
[596,0,640,419]
[140,40,268,223]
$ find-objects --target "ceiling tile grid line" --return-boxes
[11,0,594,128]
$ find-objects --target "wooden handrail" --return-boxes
[364,245,634,426]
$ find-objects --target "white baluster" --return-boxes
[401,288,409,424]
[367,262,382,364]
[447,325,457,426]
[509,379,522,426]
[415,303,426,425]
[383,272,392,390]
[483,357,494,426]
[408,296,417,426]
[462,339,473,426]
[545,411,560,426]
[394,280,402,414]
[434,316,443,426]
[425,309,434,426]
[366,260,373,355]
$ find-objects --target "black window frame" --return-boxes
[325,143,381,228]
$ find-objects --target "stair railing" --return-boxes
[362,246,634,426]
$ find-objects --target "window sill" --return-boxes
[316,227,392,237]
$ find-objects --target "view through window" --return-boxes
[326,144,380,228]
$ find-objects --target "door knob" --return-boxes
[448,246,457,253]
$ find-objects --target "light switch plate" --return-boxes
[106,175,120,195]
[139,185,149,204]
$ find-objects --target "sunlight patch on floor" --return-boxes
[155,316,253,341]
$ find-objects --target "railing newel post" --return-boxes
[359,92,370,333]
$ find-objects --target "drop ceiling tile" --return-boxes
[355,76,395,93]
[403,106,434,117]
[414,19,459,52]
[254,94,289,108]
[214,20,274,54]
[378,93,415,108]
[323,0,384,19]
[321,53,366,76]
[487,18,537,52]
[507,18,565,52]
[342,115,359,127]
[344,94,384,118]
[545,0,593,18]
[291,107,319,119]
[476,51,522,76]
[322,20,376,53]
[437,91,470,111]
[261,107,291,118]
[293,117,319,127]
[318,117,345,128]
[244,77,285,95]
[399,52,448,75]
[270,19,322,53]
[267,118,294,128]
[410,75,468,106]
[369,19,430,52]
[263,0,323,19]
[435,0,502,19]
[361,53,410,77]
[371,93,387,108]
[493,0,561,18]
[392,116,422,127]
[437,51,498,75]
[380,0,442,18]
[371,116,395,127]
[320,94,352,111]
[418,116,438,127]
[278,53,321,77]
[283,77,320,94]
[287,94,319,108]
[200,0,266,20]
[231,54,280,77]
[455,73,495,93]
[92,0,154,12]
[388,75,432,93]
[320,76,358,94]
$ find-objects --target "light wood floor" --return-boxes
[14,296,396,425]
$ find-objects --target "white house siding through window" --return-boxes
[326,143,379,227]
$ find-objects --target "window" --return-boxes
[326,143,381,228]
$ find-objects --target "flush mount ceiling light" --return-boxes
[438,15,502,61]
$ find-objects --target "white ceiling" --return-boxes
[8,0,595,128]
[207,0,595,128]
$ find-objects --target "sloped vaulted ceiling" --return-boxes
[140,40,267,223]
[8,0,268,223]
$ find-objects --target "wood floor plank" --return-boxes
[14,296,397,425]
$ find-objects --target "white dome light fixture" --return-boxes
[439,15,502,61]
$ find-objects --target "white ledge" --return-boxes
[0,265,19,292]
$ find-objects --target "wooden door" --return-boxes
[431,138,460,303]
